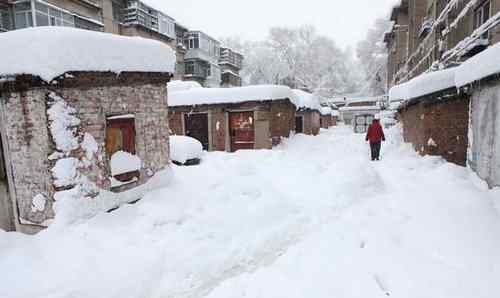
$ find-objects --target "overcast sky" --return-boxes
[145,0,397,49]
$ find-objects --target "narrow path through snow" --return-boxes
[0,126,499,298]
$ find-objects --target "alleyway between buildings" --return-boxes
[1,125,499,298]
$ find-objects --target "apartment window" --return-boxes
[185,62,195,74]
[14,2,33,29]
[34,2,74,27]
[474,0,491,37]
[0,5,12,31]
[75,15,102,31]
[112,1,125,23]
[205,65,211,77]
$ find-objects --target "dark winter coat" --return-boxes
[365,119,386,143]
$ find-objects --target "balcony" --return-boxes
[219,47,243,70]
[71,0,101,9]
[123,0,175,40]
[184,60,211,79]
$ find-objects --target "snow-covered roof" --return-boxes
[0,27,176,82]
[347,97,381,104]
[291,89,322,111]
[167,80,203,93]
[169,85,295,107]
[455,41,500,87]
[389,67,456,101]
[338,106,381,112]
[319,107,333,116]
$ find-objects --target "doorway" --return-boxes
[229,111,255,152]
[184,113,209,150]
[295,116,304,134]
[0,133,13,231]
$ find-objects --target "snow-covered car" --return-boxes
[170,136,203,166]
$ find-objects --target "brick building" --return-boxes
[385,0,500,89]
[0,27,174,233]
[390,68,470,166]
[292,89,322,136]
[319,107,335,129]
[169,86,297,152]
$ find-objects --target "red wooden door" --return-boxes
[229,112,255,152]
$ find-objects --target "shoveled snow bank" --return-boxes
[1,127,500,298]
[110,151,142,176]
[455,41,500,87]
[167,80,202,93]
[0,27,175,82]
[169,85,294,107]
[292,89,322,111]
[389,67,456,101]
[170,136,203,164]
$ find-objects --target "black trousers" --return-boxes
[370,142,381,160]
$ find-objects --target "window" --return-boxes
[106,116,139,181]
[75,15,103,31]
[185,62,195,74]
[112,1,124,23]
[14,1,32,29]
[0,5,13,31]
[106,117,136,157]
[474,0,491,38]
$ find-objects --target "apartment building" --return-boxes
[0,0,244,86]
[219,47,244,87]
[385,0,500,89]
[0,0,104,32]
[183,30,222,87]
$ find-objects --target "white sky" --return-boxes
[145,0,397,49]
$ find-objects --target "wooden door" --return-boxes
[295,116,304,133]
[229,111,255,152]
[184,113,209,150]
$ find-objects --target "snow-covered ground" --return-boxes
[1,125,499,298]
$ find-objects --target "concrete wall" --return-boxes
[399,92,470,166]
[0,72,170,232]
[468,80,500,188]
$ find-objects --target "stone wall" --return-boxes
[0,72,170,231]
[399,92,470,166]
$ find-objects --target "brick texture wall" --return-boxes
[169,99,296,151]
[298,110,321,136]
[0,72,170,230]
[399,93,470,166]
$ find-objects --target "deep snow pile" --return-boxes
[167,80,203,93]
[0,27,175,82]
[170,135,204,164]
[292,89,322,111]
[0,126,499,298]
[169,85,294,107]
[389,67,456,101]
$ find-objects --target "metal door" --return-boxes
[229,111,255,152]
[295,116,304,133]
[184,113,209,150]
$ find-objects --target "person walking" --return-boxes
[365,116,386,161]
